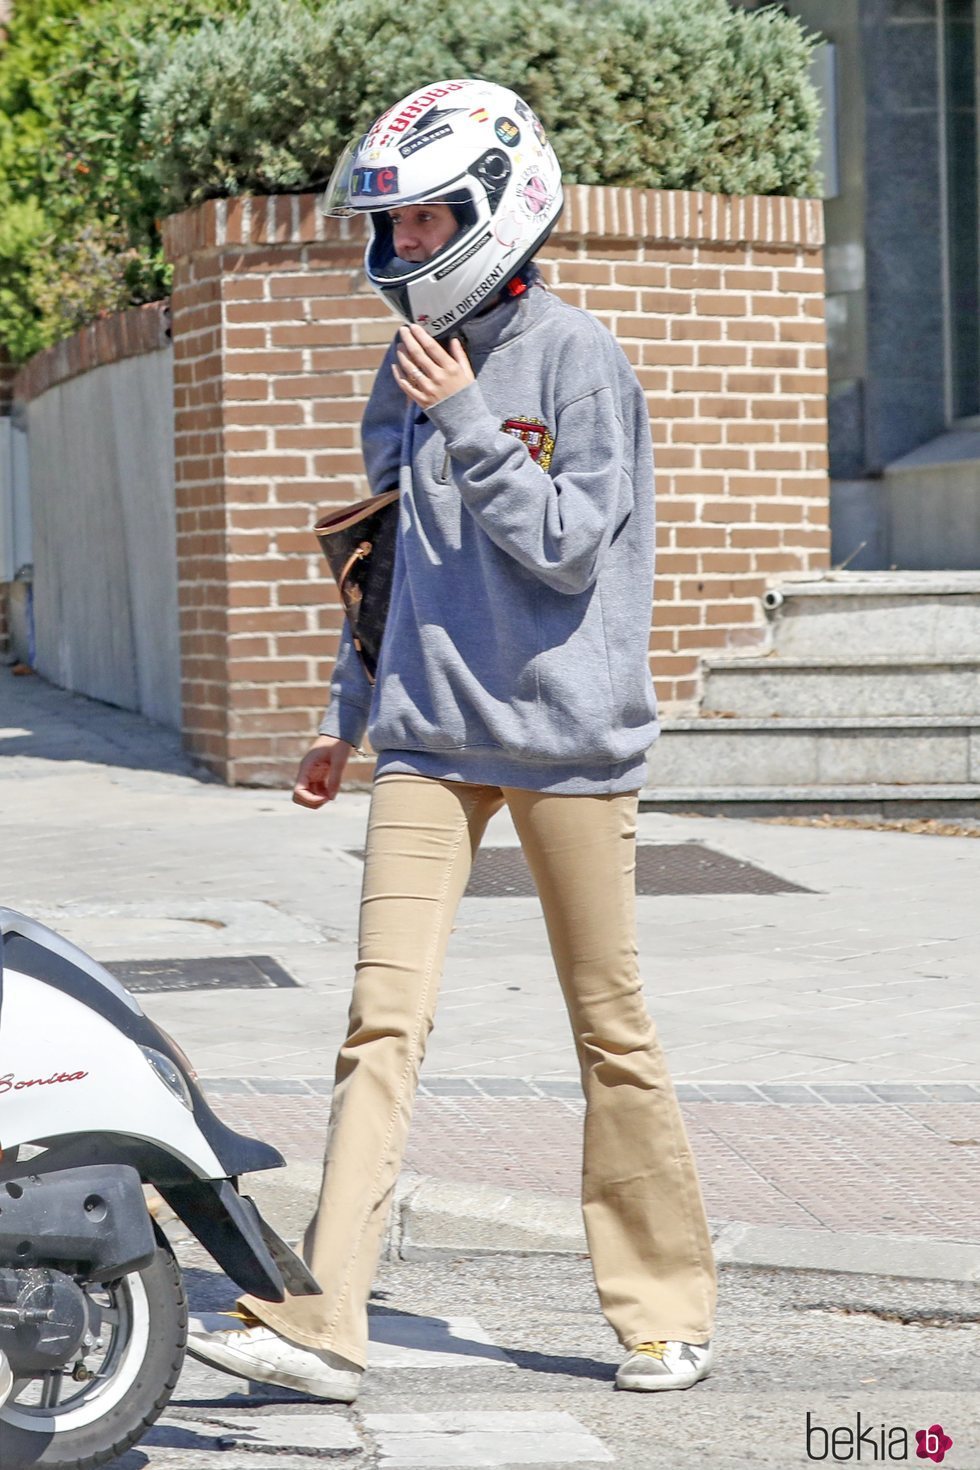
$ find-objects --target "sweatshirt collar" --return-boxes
[459,283,549,357]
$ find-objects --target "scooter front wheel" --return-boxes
[0,1228,187,1470]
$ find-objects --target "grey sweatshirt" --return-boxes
[318,284,659,794]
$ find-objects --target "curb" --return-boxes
[164,1169,980,1286]
[389,1175,980,1284]
[709,1220,980,1284]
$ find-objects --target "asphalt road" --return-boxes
[109,1245,980,1470]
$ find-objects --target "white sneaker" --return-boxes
[615,1338,714,1392]
[186,1313,361,1402]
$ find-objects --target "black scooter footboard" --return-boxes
[159,1178,320,1303]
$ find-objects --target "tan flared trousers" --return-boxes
[242,773,717,1367]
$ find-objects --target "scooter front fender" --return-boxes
[158,1177,321,1304]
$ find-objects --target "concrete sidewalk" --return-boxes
[2,664,979,1285]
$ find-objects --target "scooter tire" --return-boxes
[0,1226,187,1470]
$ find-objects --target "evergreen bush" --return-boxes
[0,0,820,362]
[0,0,246,361]
[144,0,820,208]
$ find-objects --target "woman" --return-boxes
[189,77,717,1400]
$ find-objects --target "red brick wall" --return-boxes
[164,186,829,786]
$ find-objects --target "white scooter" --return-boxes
[0,906,319,1469]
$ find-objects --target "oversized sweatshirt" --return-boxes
[318,283,659,794]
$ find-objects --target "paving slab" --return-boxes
[3,666,980,1282]
[364,1409,614,1467]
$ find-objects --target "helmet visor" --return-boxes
[321,137,366,216]
[322,136,477,217]
[322,136,420,216]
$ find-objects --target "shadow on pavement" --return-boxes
[179,1265,614,1388]
[495,1345,614,1383]
[0,665,212,780]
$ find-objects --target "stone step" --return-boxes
[763,573,980,659]
[701,657,980,719]
[638,783,980,817]
[647,716,980,789]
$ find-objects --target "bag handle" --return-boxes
[338,540,373,602]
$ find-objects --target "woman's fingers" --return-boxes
[393,327,472,405]
[392,363,426,408]
[397,326,431,372]
[400,322,452,366]
[396,346,433,381]
[292,748,334,807]
[393,357,428,402]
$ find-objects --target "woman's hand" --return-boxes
[292,735,353,809]
[392,322,474,409]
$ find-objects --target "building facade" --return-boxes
[741,0,980,569]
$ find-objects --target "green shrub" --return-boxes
[0,200,54,363]
[31,222,159,344]
[580,0,820,196]
[0,0,820,363]
[143,0,820,209]
[0,0,247,361]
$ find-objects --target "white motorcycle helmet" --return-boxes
[322,78,563,337]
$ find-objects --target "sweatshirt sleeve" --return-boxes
[361,337,406,494]
[318,621,372,747]
[426,380,630,595]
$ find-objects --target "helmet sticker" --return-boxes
[433,229,494,280]
[493,211,524,248]
[427,261,507,336]
[512,97,548,146]
[494,117,520,147]
[368,81,468,147]
[518,170,551,215]
[399,124,453,158]
[501,417,555,471]
[470,106,489,123]
[352,165,400,198]
[397,105,467,158]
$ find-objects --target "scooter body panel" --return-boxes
[0,968,226,1178]
[0,910,322,1467]
[0,910,284,1181]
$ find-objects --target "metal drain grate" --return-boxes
[350,844,810,897]
[638,843,810,896]
[105,955,300,994]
